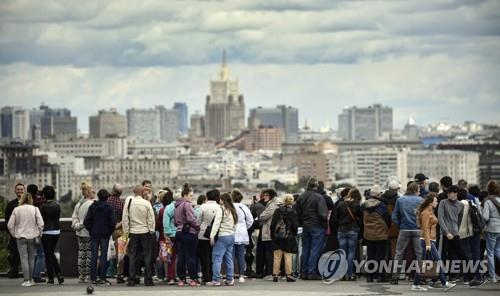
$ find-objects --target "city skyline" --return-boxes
[1,0,499,132]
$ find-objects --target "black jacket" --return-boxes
[333,200,362,233]
[5,198,19,236]
[84,200,116,239]
[296,190,328,229]
[270,205,298,253]
[41,200,61,231]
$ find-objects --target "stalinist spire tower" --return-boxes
[205,50,245,141]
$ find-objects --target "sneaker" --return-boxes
[92,280,98,285]
[411,285,428,291]
[398,274,406,280]
[168,279,176,285]
[189,280,200,287]
[225,279,235,286]
[78,276,87,283]
[206,281,221,286]
[464,280,470,285]
[273,276,279,282]
[126,281,136,287]
[47,280,54,285]
[427,281,443,289]
[33,278,46,283]
[286,276,296,282]
[443,281,457,291]
[28,280,36,286]
[390,278,398,285]
[177,280,185,287]
[469,279,485,287]
[263,275,274,281]
[486,276,498,283]
[239,277,245,283]
[57,274,64,285]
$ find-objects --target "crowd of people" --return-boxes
[4,174,500,292]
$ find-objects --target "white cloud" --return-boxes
[0,0,499,130]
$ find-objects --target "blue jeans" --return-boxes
[337,230,358,276]
[212,235,235,282]
[234,244,246,275]
[90,238,109,281]
[485,232,500,280]
[33,243,45,279]
[300,227,325,275]
[417,240,446,285]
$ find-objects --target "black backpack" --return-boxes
[274,208,290,239]
[468,201,486,235]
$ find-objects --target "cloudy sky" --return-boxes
[1,0,499,132]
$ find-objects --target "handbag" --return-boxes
[203,207,224,239]
[421,250,439,278]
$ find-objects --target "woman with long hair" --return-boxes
[208,193,238,286]
[174,184,200,287]
[71,181,95,282]
[417,193,456,290]
[333,188,362,281]
[7,193,44,286]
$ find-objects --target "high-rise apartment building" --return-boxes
[248,105,299,142]
[407,150,480,184]
[158,106,179,142]
[89,108,127,138]
[338,104,393,140]
[127,106,178,143]
[205,51,245,141]
[127,107,161,143]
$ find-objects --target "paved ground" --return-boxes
[0,278,499,296]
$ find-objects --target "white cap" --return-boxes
[370,184,383,196]
[388,180,401,190]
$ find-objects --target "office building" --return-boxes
[173,102,188,136]
[248,105,299,141]
[338,104,393,140]
[89,109,127,138]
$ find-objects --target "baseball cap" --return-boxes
[388,180,401,190]
[414,173,429,183]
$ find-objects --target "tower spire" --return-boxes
[219,49,229,81]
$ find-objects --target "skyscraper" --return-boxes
[338,104,393,140]
[1,106,16,139]
[89,108,127,138]
[173,102,188,136]
[205,50,245,141]
[39,104,78,139]
[248,105,299,141]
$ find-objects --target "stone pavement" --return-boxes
[0,278,498,296]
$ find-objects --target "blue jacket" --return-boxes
[84,200,116,239]
[162,203,176,237]
[391,194,422,230]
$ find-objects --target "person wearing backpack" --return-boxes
[482,180,500,283]
[457,188,484,285]
[270,194,298,283]
[362,185,390,283]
